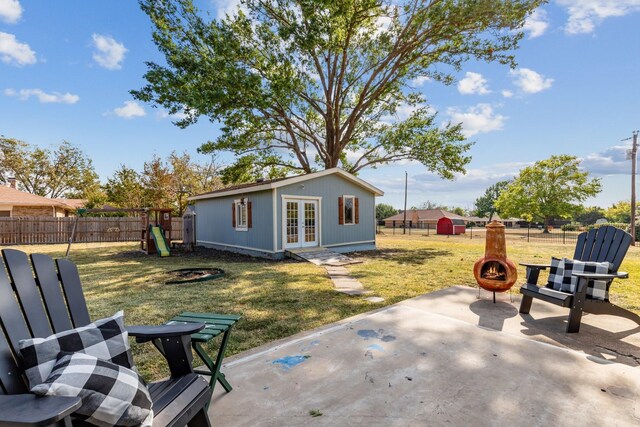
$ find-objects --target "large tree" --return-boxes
[474,180,510,220]
[495,155,601,230]
[104,165,147,209]
[0,137,99,198]
[134,0,541,177]
[605,201,637,224]
[376,203,398,220]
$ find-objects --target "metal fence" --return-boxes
[378,222,581,245]
[0,217,183,245]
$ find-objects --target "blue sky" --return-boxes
[1,0,639,211]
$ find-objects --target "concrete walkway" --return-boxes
[209,286,640,426]
[287,248,379,298]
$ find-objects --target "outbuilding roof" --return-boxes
[189,168,384,200]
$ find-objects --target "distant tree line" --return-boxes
[0,137,224,216]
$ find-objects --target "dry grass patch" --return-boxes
[9,235,640,380]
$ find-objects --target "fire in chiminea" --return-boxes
[473,220,517,301]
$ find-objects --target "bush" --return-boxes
[586,222,629,231]
[560,223,582,231]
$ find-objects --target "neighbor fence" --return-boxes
[379,222,581,245]
[0,217,183,245]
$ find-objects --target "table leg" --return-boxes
[193,327,234,393]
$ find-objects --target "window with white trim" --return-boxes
[235,199,248,231]
[343,195,355,225]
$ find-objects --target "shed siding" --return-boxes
[276,174,375,250]
[195,190,274,252]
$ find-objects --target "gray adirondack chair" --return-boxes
[519,225,640,333]
[0,249,212,426]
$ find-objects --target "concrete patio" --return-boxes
[208,286,640,426]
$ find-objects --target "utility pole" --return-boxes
[629,131,639,244]
[403,171,408,235]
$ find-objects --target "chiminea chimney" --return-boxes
[8,177,16,189]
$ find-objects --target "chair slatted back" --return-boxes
[3,250,53,338]
[31,254,74,333]
[0,249,91,395]
[56,259,91,328]
[573,226,632,272]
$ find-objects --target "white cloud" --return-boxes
[457,72,490,95]
[111,101,146,119]
[216,0,245,19]
[510,68,553,94]
[501,90,513,98]
[380,103,433,124]
[523,9,549,38]
[447,104,506,137]
[91,34,127,70]
[558,0,640,34]
[0,0,21,23]
[157,109,188,120]
[581,145,632,175]
[0,32,36,66]
[5,88,79,103]
[411,76,431,86]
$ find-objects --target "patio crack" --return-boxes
[594,345,640,365]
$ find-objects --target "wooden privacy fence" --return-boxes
[0,217,183,245]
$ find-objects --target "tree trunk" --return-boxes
[542,216,550,233]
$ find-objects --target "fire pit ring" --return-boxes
[165,267,225,285]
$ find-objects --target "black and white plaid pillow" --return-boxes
[546,257,564,290]
[19,311,133,389]
[562,258,612,300]
[31,352,153,427]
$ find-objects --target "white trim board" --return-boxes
[324,240,375,248]
[197,240,284,254]
[189,168,384,201]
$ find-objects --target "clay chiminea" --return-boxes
[473,220,518,296]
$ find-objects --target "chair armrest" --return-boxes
[571,272,627,280]
[127,323,205,343]
[519,263,551,270]
[0,394,81,427]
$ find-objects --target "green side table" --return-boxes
[165,312,241,394]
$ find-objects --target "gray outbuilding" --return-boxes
[188,168,384,259]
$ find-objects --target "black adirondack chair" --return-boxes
[0,249,212,426]
[519,225,640,333]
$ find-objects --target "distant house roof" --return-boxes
[384,209,467,222]
[53,198,86,210]
[0,185,76,210]
[189,168,384,201]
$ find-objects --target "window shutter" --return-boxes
[232,203,236,228]
[247,201,252,228]
[338,196,344,225]
[355,197,359,224]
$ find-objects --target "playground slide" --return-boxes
[150,226,170,257]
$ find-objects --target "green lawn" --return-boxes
[11,235,640,380]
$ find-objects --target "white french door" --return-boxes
[284,199,318,249]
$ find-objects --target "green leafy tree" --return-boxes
[605,201,638,224]
[417,200,448,210]
[134,0,541,177]
[573,206,606,225]
[376,203,398,220]
[495,155,601,231]
[142,155,174,209]
[474,180,510,220]
[104,165,147,209]
[450,207,466,216]
[169,151,224,215]
[0,137,99,198]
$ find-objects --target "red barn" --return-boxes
[437,217,466,235]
